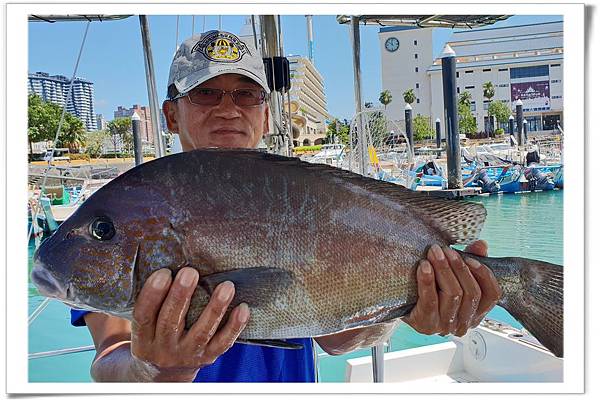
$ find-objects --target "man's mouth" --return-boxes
[211,129,246,136]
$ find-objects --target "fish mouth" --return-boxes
[30,263,69,300]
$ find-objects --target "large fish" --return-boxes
[31,149,563,357]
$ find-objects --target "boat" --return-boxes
[302,143,347,167]
[345,318,562,383]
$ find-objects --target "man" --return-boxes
[72,30,501,382]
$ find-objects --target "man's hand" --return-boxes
[402,240,502,337]
[130,267,250,381]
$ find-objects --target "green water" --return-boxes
[28,190,563,382]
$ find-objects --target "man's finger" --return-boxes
[427,244,462,335]
[405,261,440,335]
[464,239,488,257]
[465,257,503,325]
[201,303,250,365]
[132,268,172,344]
[182,281,235,350]
[444,247,482,337]
[154,267,199,347]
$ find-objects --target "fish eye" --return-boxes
[89,217,115,241]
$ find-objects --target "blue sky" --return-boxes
[28,14,562,122]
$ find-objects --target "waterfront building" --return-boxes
[379,21,563,137]
[286,55,330,146]
[114,105,154,143]
[28,71,97,131]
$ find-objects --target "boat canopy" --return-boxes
[28,15,132,22]
[336,15,511,28]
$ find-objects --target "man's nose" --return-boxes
[212,92,242,117]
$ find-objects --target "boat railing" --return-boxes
[29,345,96,360]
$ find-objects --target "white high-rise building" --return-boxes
[379,21,563,137]
[287,55,330,146]
[28,72,97,131]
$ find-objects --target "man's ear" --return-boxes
[162,100,179,133]
[263,104,270,134]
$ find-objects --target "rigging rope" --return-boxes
[175,15,179,52]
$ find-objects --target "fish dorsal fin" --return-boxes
[345,177,487,245]
[199,149,487,245]
[254,152,486,245]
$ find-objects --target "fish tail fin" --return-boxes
[458,251,564,357]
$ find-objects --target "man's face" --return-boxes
[163,74,269,151]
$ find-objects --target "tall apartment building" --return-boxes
[379,21,563,137]
[28,71,97,131]
[287,55,329,146]
[114,105,154,143]
[95,114,107,131]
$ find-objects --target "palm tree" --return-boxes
[483,81,495,133]
[379,90,393,110]
[458,91,472,108]
[403,89,416,105]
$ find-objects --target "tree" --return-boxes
[483,81,495,102]
[483,81,495,132]
[488,100,511,124]
[83,130,110,158]
[379,90,393,110]
[107,117,132,156]
[27,93,86,155]
[413,114,435,141]
[458,91,472,108]
[403,89,416,105]
[458,103,477,135]
[364,101,374,109]
[325,118,349,145]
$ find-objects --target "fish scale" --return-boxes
[31,149,563,357]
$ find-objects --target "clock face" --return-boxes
[385,37,399,52]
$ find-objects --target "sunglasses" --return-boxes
[176,87,267,107]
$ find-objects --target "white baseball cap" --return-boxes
[167,30,270,99]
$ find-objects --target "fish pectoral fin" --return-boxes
[236,339,304,350]
[344,303,415,330]
[198,267,294,308]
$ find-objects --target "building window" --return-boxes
[465,85,475,89]
[550,63,561,67]
[483,100,490,111]
[551,95,562,99]
[415,67,419,72]
[414,40,418,45]
[510,65,549,79]
[465,70,474,74]
[457,87,460,94]
[551,79,561,83]
[499,68,509,71]
[414,53,418,59]
[470,101,476,112]
[483,68,491,72]
[526,116,542,132]
[417,98,420,104]
[456,72,460,78]
[415,83,419,89]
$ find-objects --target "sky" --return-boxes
[28,14,563,123]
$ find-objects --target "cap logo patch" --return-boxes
[191,31,249,63]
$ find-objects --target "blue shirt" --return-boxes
[71,309,316,382]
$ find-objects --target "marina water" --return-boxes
[28,190,563,382]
